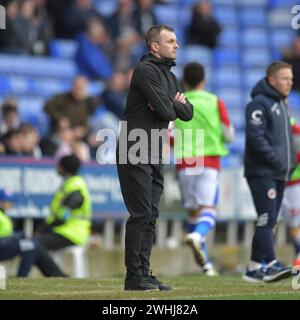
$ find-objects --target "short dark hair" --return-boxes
[183,62,205,89]
[59,154,81,175]
[266,61,292,78]
[145,24,174,50]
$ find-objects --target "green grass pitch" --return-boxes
[0,274,299,300]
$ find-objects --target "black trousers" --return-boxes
[35,232,74,277]
[247,176,285,263]
[117,163,164,278]
[0,232,38,277]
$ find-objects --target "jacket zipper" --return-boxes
[280,100,291,181]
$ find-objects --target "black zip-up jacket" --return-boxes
[244,78,296,181]
[118,54,194,163]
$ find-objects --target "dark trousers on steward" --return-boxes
[117,163,164,279]
[247,176,285,263]
[0,232,38,277]
[35,231,74,277]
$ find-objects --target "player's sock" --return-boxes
[248,260,263,271]
[200,238,209,264]
[292,231,300,257]
[194,208,216,237]
[187,216,199,233]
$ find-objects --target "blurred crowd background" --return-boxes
[0,0,299,167]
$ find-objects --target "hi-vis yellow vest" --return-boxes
[47,175,92,245]
[0,209,13,238]
[175,90,228,159]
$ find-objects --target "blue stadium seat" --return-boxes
[268,0,297,7]
[0,54,78,79]
[269,29,294,50]
[221,154,243,168]
[49,39,78,60]
[31,78,70,97]
[0,76,10,94]
[242,49,270,67]
[18,97,45,116]
[218,27,239,47]
[268,7,292,28]
[237,0,267,6]
[217,88,243,109]
[180,45,212,66]
[243,68,265,89]
[212,0,236,5]
[229,132,245,154]
[240,28,268,47]
[215,67,241,88]
[214,6,238,27]
[154,4,179,27]
[289,91,300,109]
[238,0,266,5]
[93,0,118,17]
[239,7,267,27]
[213,48,240,66]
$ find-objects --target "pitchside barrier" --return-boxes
[0,157,288,249]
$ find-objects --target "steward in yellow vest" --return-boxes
[34,154,92,277]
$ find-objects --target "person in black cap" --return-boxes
[0,188,39,277]
[34,154,92,276]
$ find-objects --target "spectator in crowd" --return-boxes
[1,128,23,155]
[107,0,144,70]
[44,75,100,140]
[46,0,100,39]
[39,118,91,162]
[19,123,42,158]
[102,71,129,119]
[0,0,28,54]
[34,154,92,277]
[0,99,20,135]
[280,119,300,268]
[188,0,221,49]
[32,0,54,55]
[0,188,40,277]
[174,62,234,277]
[133,0,158,37]
[282,36,300,93]
[75,17,114,81]
[243,62,296,283]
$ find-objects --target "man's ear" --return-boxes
[267,76,275,87]
[151,42,159,53]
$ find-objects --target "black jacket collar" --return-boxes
[140,53,176,69]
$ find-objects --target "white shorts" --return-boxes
[177,167,219,210]
[281,184,300,228]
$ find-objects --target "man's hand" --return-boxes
[148,102,155,111]
[175,92,186,104]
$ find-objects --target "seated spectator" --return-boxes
[133,0,158,37]
[19,123,42,158]
[32,0,54,55]
[0,99,20,135]
[188,0,221,49]
[40,118,91,162]
[282,36,300,92]
[102,71,129,119]
[46,0,100,39]
[75,17,114,81]
[44,75,101,140]
[0,188,40,277]
[1,128,23,155]
[107,0,144,70]
[34,154,92,277]
[0,0,39,55]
